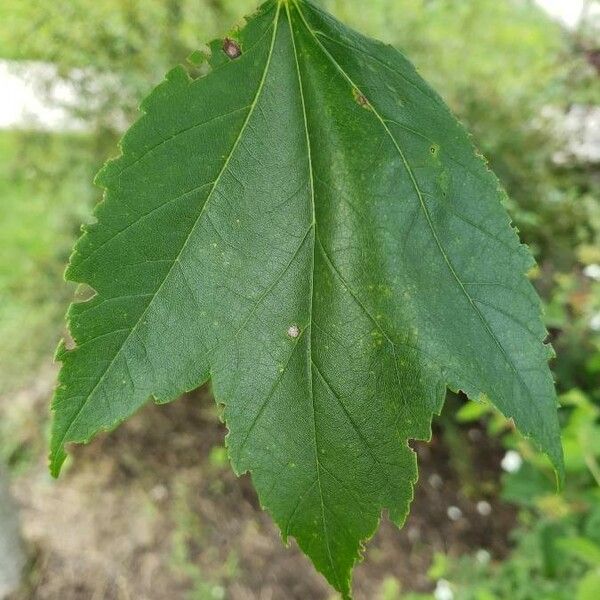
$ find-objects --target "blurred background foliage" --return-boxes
[0,0,598,599]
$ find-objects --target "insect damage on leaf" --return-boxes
[223,37,242,59]
[353,87,370,109]
[50,0,563,598]
[287,324,301,338]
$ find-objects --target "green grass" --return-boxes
[0,1,30,58]
[0,131,97,394]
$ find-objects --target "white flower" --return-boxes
[501,450,523,473]
[447,506,463,521]
[428,473,443,489]
[583,264,600,281]
[476,500,492,516]
[434,579,454,600]
[476,549,491,565]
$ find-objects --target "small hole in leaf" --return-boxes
[430,144,440,156]
[73,283,97,303]
[184,49,209,80]
[223,38,242,60]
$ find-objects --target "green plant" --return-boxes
[0,131,95,396]
[449,388,600,600]
[171,480,236,600]
[49,1,563,597]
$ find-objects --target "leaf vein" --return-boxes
[294,1,535,409]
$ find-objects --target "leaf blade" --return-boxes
[51,1,563,597]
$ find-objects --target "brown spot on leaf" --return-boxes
[353,88,371,109]
[223,38,242,60]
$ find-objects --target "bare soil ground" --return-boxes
[3,367,516,600]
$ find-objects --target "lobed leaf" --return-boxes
[51,1,563,597]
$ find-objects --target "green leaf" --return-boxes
[50,0,563,596]
[578,570,600,600]
[556,536,600,566]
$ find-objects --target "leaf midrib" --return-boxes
[284,1,342,592]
